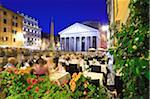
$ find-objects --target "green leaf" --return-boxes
[136,67,140,75]
[144,70,150,80]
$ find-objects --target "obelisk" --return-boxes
[49,17,55,51]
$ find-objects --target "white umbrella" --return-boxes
[88,48,96,51]
[97,48,107,51]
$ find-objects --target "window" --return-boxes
[3,11,7,15]
[12,22,15,26]
[13,38,16,42]
[12,16,18,19]
[12,30,17,34]
[1,37,4,41]
[28,37,30,41]
[16,23,18,27]
[3,19,7,24]
[12,22,18,27]
[6,37,8,41]
[3,28,7,32]
[12,30,14,33]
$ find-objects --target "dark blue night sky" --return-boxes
[0,0,108,35]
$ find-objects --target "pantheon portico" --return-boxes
[58,23,101,52]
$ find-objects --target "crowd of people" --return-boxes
[0,48,123,98]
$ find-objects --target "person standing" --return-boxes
[106,51,115,91]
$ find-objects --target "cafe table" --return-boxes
[83,71,104,85]
[49,72,71,85]
[90,64,107,74]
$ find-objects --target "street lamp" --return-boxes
[15,32,25,48]
[101,25,109,31]
[101,25,110,49]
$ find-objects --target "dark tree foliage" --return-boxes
[110,0,149,98]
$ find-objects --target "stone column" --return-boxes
[87,37,90,49]
[64,37,66,51]
[74,37,76,51]
[60,38,62,50]
[79,37,82,51]
[85,37,87,51]
[96,37,98,49]
[91,36,93,48]
[88,37,90,49]
[69,37,72,51]
[66,38,69,51]
[97,36,100,49]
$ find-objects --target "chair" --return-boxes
[90,65,101,73]
[100,60,105,64]
[66,64,79,75]
[61,62,66,67]
[90,79,99,86]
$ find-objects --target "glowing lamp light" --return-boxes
[15,33,25,41]
[102,25,109,31]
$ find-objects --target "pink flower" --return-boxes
[27,85,32,91]
[38,78,44,82]
[27,78,31,84]
[13,69,18,74]
[61,83,65,87]
[45,90,50,94]
[83,90,87,95]
[35,86,39,92]
[31,79,38,85]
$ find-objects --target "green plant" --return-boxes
[0,69,110,98]
[69,73,110,98]
[109,0,149,98]
[0,68,72,99]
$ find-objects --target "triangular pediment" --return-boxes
[58,23,98,35]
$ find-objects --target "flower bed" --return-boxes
[0,68,110,98]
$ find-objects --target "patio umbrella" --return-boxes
[97,48,107,51]
[88,48,96,52]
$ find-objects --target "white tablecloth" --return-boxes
[49,72,70,85]
[83,72,104,85]
[59,59,66,63]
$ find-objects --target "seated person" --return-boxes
[45,58,58,74]
[4,57,17,69]
[32,58,48,75]
[0,66,4,72]
[55,62,66,73]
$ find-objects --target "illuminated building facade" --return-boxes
[107,0,130,27]
[19,13,42,50]
[59,23,101,52]
[0,5,24,48]
[107,0,130,47]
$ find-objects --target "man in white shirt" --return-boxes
[106,52,114,74]
[106,51,115,86]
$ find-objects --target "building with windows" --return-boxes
[107,0,130,27]
[59,22,102,52]
[107,0,130,47]
[19,13,42,50]
[0,5,24,48]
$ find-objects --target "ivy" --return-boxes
[110,0,149,98]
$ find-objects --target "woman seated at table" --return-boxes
[32,58,48,75]
[46,58,66,74]
[4,57,17,69]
